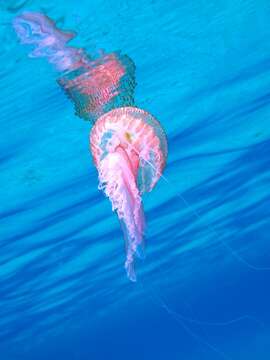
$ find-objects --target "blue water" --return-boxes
[1,0,270,359]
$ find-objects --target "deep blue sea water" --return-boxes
[1,0,270,359]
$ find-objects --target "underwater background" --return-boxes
[1,0,270,359]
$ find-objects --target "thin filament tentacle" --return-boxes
[128,141,270,272]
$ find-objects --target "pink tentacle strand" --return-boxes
[98,146,145,281]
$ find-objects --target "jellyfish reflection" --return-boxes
[13,12,136,121]
[13,12,167,281]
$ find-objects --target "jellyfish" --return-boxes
[91,107,167,280]
[13,12,168,281]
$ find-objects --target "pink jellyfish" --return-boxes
[13,12,168,281]
[91,107,167,280]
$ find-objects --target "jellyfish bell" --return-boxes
[90,106,167,281]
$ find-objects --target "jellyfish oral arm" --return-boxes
[98,146,144,282]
